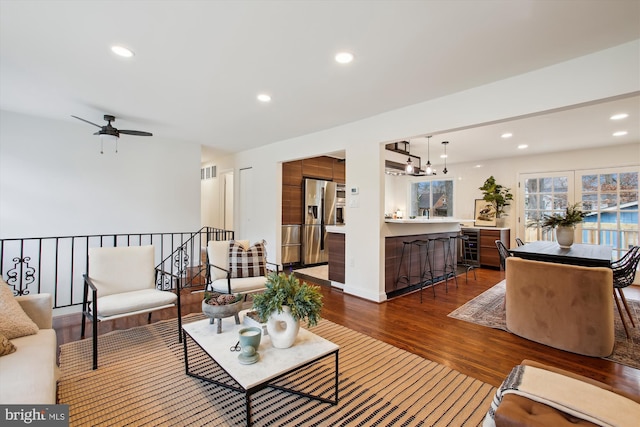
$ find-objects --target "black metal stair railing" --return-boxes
[0,226,234,310]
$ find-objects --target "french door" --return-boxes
[517,172,574,243]
[518,168,639,261]
[577,167,639,261]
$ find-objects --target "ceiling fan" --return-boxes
[71,114,152,153]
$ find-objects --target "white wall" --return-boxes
[0,110,201,238]
[231,40,640,302]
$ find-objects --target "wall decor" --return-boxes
[474,199,497,227]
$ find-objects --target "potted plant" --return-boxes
[252,271,323,348]
[479,176,514,218]
[537,202,586,248]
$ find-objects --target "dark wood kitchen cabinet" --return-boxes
[478,227,510,268]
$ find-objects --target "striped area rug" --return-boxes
[57,314,495,426]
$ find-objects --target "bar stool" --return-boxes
[431,236,458,292]
[395,239,435,302]
[451,234,476,283]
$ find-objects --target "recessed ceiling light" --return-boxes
[610,113,629,120]
[474,164,483,168]
[440,154,447,159]
[517,144,528,149]
[257,94,271,103]
[501,132,513,139]
[335,52,354,64]
[111,45,134,58]
[613,130,628,137]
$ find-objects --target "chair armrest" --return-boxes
[83,274,98,292]
[16,293,53,329]
[209,263,231,276]
[266,261,280,273]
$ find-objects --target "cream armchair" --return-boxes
[206,240,279,296]
[81,245,181,369]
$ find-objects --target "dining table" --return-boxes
[508,240,613,268]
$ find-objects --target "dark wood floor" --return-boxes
[53,267,640,397]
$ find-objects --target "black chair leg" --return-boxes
[92,317,98,370]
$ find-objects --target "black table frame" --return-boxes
[182,329,339,427]
[508,241,612,268]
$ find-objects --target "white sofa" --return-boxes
[0,293,59,404]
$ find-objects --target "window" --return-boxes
[579,168,638,260]
[519,172,573,243]
[410,179,454,217]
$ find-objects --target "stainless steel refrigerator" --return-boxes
[302,178,337,265]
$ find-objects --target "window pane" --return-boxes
[524,178,538,193]
[620,172,638,191]
[582,174,598,192]
[600,174,618,192]
[553,177,568,192]
[540,178,553,192]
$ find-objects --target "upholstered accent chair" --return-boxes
[81,245,181,369]
[505,257,614,357]
[206,240,279,296]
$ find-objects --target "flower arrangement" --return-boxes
[252,272,323,327]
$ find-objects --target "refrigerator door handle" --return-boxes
[320,193,325,250]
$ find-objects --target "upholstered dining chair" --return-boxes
[81,245,181,370]
[495,240,511,271]
[611,245,640,338]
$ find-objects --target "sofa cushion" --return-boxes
[0,329,58,404]
[97,288,178,318]
[229,240,266,279]
[0,333,16,357]
[0,280,39,339]
[88,245,157,297]
[210,276,268,294]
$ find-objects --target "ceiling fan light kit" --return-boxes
[71,114,152,154]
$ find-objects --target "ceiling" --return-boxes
[1,1,639,164]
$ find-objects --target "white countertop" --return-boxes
[385,218,474,224]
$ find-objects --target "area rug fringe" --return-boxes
[448,280,640,370]
[58,314,495,426]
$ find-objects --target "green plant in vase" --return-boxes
[479,176,514,218]
[252,271,323,327]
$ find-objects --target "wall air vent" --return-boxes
[200,165,217,180]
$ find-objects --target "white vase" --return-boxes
[266,306,300,348]
[556,226,575,248]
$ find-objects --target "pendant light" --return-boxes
[425,136,434,175]
[405,157,414,174]
[441,141,449,174]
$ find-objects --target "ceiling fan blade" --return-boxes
[119,130,153,136]
[71,115,102,128]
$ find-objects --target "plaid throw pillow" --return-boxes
[229,240,266,278]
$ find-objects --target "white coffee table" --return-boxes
[182,310,339,426]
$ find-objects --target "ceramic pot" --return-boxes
[556,226,575,248]
[266,306,300,348]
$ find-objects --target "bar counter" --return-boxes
[384,219,472,297]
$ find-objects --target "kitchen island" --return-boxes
[326,225,346,288]
[384,218,472,297]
